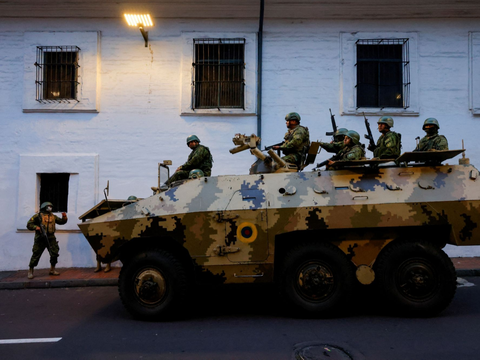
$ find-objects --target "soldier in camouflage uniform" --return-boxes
[328,130,365,167]
[166,135,213,186]
[272,112,310,168]
[319,128,348,155]
[414,118,448,152]
[26,201,68,279]
[369,116,402,159]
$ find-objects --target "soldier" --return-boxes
[319,128,348,155]
[166,135,213,186]
[328,130,365,166]
[369,116,402,159]
[414,118,449,151]
[272,112,310,168]
[26,201,68,279]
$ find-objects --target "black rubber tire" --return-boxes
[118,249,188,320]
[281,241,355,317]
[374,240,457,317]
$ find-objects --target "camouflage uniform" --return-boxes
[374,131,402,159]
[279,125,310,167]
[336,144,365,161]
[26,211,67,267]
[166,144,213,185]
[319,141,344,154]
[414,132,449,152]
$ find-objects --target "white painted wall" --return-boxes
[1,16,479,271]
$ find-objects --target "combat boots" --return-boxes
[94,260,102,273]
[49,265,59,276]
[104,263,111,273]
[27,267,34,279]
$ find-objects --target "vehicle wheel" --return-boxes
[118,249,188,320]
[281,241,355,317]
[374,240,456,317]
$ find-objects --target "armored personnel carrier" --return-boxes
[79,134,480,319]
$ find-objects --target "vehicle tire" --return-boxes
[281,241,355,317]
[374,240,456,317]
[118,249,188,320]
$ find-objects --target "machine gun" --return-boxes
[325,108,337,138]
[35,213,53,257]
[364,113,376,151]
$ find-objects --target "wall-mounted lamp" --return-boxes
[124,14,154,47]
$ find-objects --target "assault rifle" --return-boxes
[35,214,53,256]
[325,108,337,138]
[364,112,376,151]
[316,154,340,168]
[264,142,284,151]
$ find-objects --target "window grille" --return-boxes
[39,173,70,212]
[192,38,245,109]
[34,46,80,103]
[355,39,410,109]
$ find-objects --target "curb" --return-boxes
[456,269,480,277]
[0,278,118,290]
[1,269,479,290]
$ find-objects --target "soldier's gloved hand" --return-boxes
[272,146,280,150]
[62,212,67,217]
[35,226,40,231]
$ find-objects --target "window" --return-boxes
[16,154,99,231]
[193,38,245,109]
[356,39,410,109]
[340,32,418,116]
[23,31,100,113]
[39,173,70,212]
[180,32,257,116]
[35,46,80,103]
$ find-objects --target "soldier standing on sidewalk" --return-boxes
[26,201,68,279]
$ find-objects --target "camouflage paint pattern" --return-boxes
[79,163,480,284]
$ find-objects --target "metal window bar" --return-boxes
[34,46,80,103]
[192,38,245,110]
[355,39,410,109]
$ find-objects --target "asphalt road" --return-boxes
[1,278,480,360]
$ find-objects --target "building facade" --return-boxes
[1,0,480,270]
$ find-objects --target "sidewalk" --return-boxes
[0,257,479,290]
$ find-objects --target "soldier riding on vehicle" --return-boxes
[319,128,348,155]
[165,135,213,186]
[328,130,365,167]
[369,116,402,159]
[414,118,449,152]
[272,112,310,168]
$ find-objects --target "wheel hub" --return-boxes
[297,263,335,301]
[134,268,167,305]
[397,259,437,300]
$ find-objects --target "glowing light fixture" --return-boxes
[124,14,154,47]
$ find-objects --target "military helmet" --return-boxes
[423,118,440,130]
[186,135,200,144]
[285,112,301,122]
[335,128,348,137]
[377,116,394,128]
[127,195,138,201]
[345,130,360,145]
[40,201,53,210]
[189,169,204,179]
